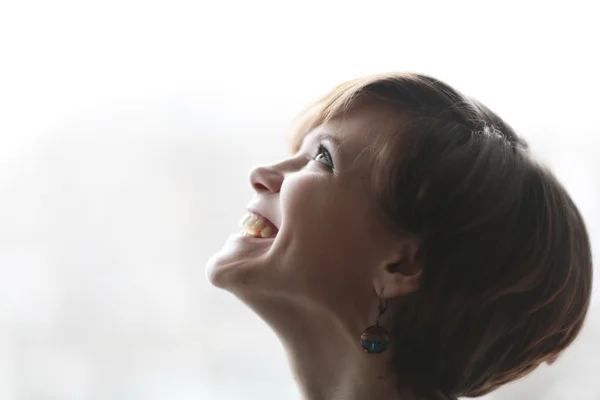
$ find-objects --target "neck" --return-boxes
[239,293,406,400]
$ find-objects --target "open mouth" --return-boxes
[239,211,279,239]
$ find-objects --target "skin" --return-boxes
[206,106,422,400]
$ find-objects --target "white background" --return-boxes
[0,1,598,399]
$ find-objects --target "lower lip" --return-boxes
[229,232,277,244]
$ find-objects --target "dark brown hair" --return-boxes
[288,72,593,398]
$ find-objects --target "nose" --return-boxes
[249,164,284,194]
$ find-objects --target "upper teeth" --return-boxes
[240,213,275,238]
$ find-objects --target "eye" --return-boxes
[312,143,334,169]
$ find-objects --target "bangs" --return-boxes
[286,72,414,154]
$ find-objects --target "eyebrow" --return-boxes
[304,131,345,157]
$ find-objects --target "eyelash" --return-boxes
[312,143,334,169]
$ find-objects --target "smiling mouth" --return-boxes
[239,212,279,239]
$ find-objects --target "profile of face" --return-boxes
[206,106,418,323]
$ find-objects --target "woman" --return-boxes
[205,72,593,400]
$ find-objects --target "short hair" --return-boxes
[288,72,593,398]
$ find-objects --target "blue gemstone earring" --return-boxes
[360,297,389,354]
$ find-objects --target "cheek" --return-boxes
[280,173,375,274]
[281,173,346,239]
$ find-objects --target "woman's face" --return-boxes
[206,108,399,312]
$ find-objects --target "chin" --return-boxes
[205,254,234,289]
[205,232,278,292]
[205,252,260,291]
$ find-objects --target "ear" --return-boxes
[372,235,422,299]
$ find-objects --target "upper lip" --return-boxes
[247,206,280,230]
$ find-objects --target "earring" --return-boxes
[360,296,389,354]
